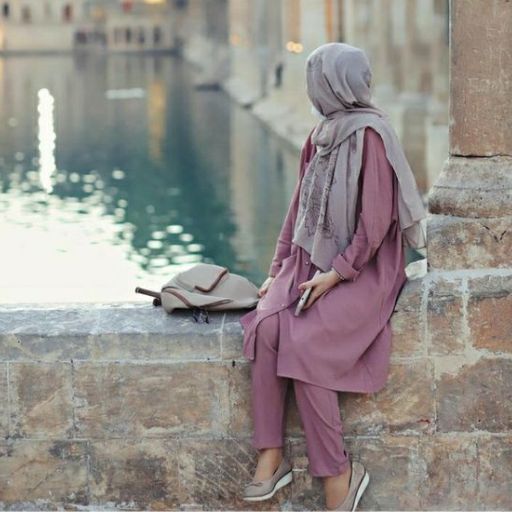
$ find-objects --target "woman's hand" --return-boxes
[258,276,275,297]
[297,269,342,310]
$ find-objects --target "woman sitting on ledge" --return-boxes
[239,42,427,510]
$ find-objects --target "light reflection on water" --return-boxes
[0,54,300,304]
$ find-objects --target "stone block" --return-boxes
[436,358,512,433]
[0,440,88,507]
[178,437,263,510]
[0,305,224,362]
[74,362,230,438]
[9,362,74,439]
[476,434,512,509]
[418,434,479,510]
[89,307,224,361]
[340,359,435,435]
[427,214,512,269]
[351,435,423,511]
[427,277,465,355]
[0,318,91,362]
[89,438,181,510]
[467,274,512,353]
[390,278,425,358]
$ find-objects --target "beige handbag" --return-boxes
[135,263,260,321]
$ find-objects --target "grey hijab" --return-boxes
[291,42,427,272]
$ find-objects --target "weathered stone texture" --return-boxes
[419,434,479,509]
[9,362,74,439]
[428,156,512,218]
[467,274,512,353]
[89,439,181,509]
[436,358,512,433]
[0,440,89,507]
[340,359,435,435]
[73,361,230,438]
[476,434,512,510]
[178,438,259,510]
[427,215,512,270]
[427,277,465,355]
[389,277,425,358]
[0,305,224,362]
[450,1,512,156]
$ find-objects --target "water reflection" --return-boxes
[0,54,300,304]
[37,88,57,193]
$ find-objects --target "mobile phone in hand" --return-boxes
[294,270,321,316]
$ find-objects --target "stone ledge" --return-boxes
[0,303,243,362]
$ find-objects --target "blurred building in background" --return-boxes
[0,0,87,51]
[177,0,449,192]
[0,0,450,191]
[0,0,176,53]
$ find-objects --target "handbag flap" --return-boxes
[174,263,229,293]
[161,288,233,310]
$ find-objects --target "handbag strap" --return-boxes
[162,287,232,309]
[193,267,228,293]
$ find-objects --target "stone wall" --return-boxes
[0,285,510,510]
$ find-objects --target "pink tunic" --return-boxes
[239,126,408,393]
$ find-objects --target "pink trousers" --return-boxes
[250,313,351,477]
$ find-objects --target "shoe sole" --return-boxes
[351,470,370,511]
[242,470,293,502]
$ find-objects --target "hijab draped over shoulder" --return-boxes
[291,42,427,272]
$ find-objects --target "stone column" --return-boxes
[427,0,512,269]
[418,6,512,508]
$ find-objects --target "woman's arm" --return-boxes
[330,126,395,282]
[268,128,317,277]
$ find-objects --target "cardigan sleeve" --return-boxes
[331,127,395,281]
[268,128,317,277]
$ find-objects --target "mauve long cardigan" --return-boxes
[239,126,408,393]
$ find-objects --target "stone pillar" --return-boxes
[417,7,512,509]
[427,0,512,269]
